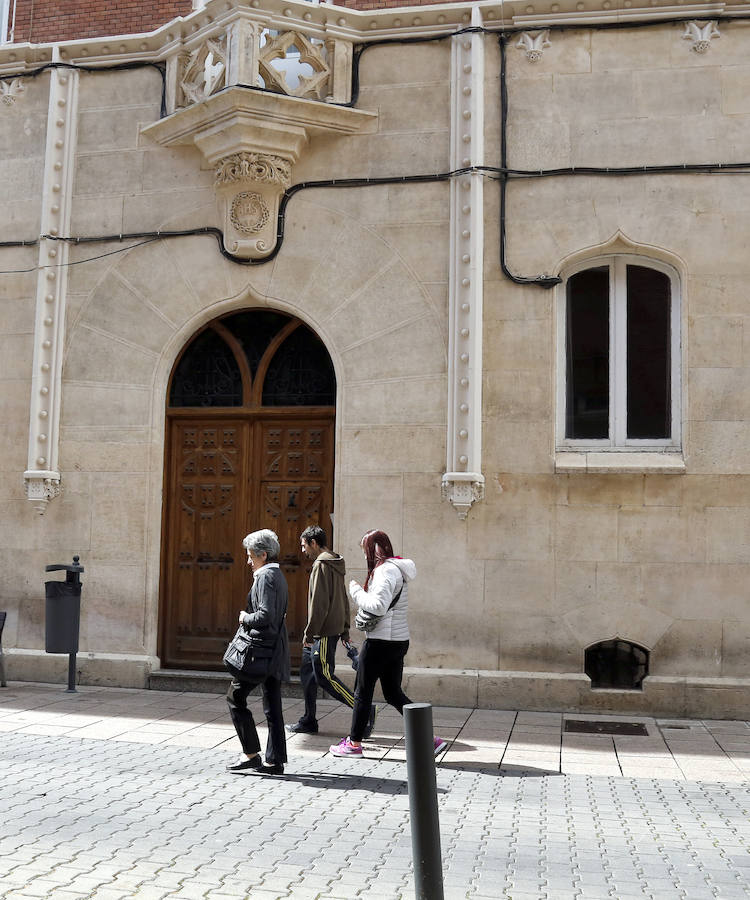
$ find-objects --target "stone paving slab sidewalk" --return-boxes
[0,682,749,899]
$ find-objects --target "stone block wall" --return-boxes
[470,25,750,687]
[2,1,749,714]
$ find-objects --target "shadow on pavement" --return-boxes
[240,770,448,794]
[437,761,561,778]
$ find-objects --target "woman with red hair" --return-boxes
[329,529,446,758]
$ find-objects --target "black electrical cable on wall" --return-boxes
[0,60,167,117]
[498,32,562,288]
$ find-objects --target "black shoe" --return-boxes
[363,705,378,740]
[285,721,318,734]
[259,762,284,775]
[227,754,262,772]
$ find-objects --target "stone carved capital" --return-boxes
[24,470,61,515]
[215,152,292,188]
[441,474,485,520]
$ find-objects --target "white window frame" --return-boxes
[556,254,681,451]
[0,0,11,44]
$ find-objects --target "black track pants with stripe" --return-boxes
[299,635,355,725]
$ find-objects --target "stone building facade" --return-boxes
[1,0,749,717]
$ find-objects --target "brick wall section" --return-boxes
[10,0,193,44]
[336,0,455,7]
[8,0,451,44]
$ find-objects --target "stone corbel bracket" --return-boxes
[517,30,551,62]
[1,78,25,105]
[215,151,291,257]
[443,9,485,519]
[24,50,79,513]
[142,86,376,260]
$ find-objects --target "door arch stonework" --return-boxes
[159,309,336,670]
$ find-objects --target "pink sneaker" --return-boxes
[434,736,448,756]
[330,737,363,758]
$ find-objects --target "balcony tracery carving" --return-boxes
[180,36,227,104]
[143,9,376,260]
[259,30,331,100]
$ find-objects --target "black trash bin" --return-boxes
[45,556,84,692]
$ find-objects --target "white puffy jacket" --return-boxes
[350,557,416,642]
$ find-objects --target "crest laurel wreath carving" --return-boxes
[214,152,292,188]
[230,192,270,235]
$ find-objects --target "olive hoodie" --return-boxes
[303,550,349,644]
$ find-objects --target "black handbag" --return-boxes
[223,626,276,680]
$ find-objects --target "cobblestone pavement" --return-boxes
[0,683,749,899]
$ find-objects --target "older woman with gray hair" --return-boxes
[226,528,290,775]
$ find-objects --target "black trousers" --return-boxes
[226,674,287,765]
[350,639,411,742]
[300,635,355,724]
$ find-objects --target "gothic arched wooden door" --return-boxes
[159,311,336,670]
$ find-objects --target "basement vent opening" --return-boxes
[584,638,649,690]
[565,720,649,736]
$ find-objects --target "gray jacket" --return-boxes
[242,563,291,681]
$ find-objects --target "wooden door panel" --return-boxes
[163,421,248,668]
[254,419,334,668]
[258,481,327,654]
[162,415,334,671]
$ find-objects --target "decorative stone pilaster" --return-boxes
[442,8,485,519]
[24,50,79,513]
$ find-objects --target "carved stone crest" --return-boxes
[230,191,270,235]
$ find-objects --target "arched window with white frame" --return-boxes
[557,255,681,449]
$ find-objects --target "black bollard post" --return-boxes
[66,652,77,693]
[404,702,444,900]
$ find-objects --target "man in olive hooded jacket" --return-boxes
[287,525,375,736]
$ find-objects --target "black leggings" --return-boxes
[350,639,411,741]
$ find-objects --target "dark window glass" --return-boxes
[169,329,242,407]
[263,325,336,406]
[566,267,609,439]
[223,310,291,379]
[627,266,671,439]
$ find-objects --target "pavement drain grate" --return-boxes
[564,720,649,736]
